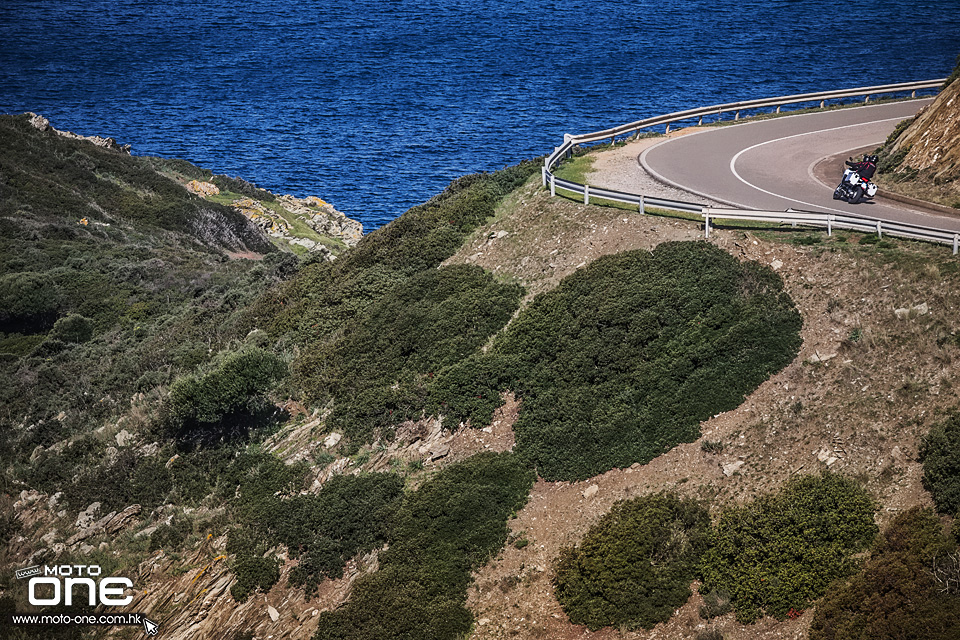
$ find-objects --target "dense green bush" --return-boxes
[809,506,960,640]
[699,473,877,623]
[222,451,404,599]
[433,242,802,480]
[294,264,523,443]
[49,313,94,343]
[253,160,539,350]
[212,175,276,202]
[168,347,287,426]
[920,411,960,516]
[313,452,535,640]
[554,493,711,631]
[0,271,62,332]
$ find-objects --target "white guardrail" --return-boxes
[542,79,960,254]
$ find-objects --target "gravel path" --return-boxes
[585,131,722,206]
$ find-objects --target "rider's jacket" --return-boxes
[845,157,877,180]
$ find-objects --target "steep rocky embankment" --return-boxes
[876,75,960,207]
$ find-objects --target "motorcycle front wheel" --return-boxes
[849,185,864,204]
[833,185,844,200]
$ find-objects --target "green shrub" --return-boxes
[699,473,877,623]
[168,347,287,425]
[49,313,94,343]
[211,175,276,202]
[809,507,960,640]
[294,264,523,444]
[920,411,960,515]
[312,452,535,640]
[0,271,62,332]
[554,493,711,631]
[223,451,404,598]
[149,516,193,552]
[230,553,281,603]
[433,242,802,481]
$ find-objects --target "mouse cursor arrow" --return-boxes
[142,617,160,636]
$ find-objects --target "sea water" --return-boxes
[2,0,958,229]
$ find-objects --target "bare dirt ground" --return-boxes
[446,172,960,640]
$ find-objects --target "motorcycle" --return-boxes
[833,159,878,204]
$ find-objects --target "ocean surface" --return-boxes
[2,0,959,230]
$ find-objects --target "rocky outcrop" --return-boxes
[67,504,142,546]
[888,79,960,181]
[26,112,132,154]
[184,183,363,255]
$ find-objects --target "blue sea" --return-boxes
[2,1,959,230]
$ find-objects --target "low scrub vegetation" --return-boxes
[920,410,960,517]
[699,473,877,623]
[809,506,960,640]
[167,346,287,443]
[224,452,403,601]
[433,242,802,480]
[554,493,711,630]
[294,264,523,444]
[312,452,535,640]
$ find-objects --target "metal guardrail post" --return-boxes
[639,194,644,214]
[703,209,710,238]
[584,184,590,205]
[827,215,833,236]
[541,166,547,187]
[550,174,556,197]
[954,234,958,255]
[665,122,671,134]
[876,220,883,238]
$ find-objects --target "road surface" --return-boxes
[638,99,960,233]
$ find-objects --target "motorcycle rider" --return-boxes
[845,154,878,181]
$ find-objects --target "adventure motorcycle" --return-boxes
[833,158,878,204]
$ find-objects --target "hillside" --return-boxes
[2,113,960,640]
[876,65,960,208]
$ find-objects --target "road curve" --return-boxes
[639,99,960,234]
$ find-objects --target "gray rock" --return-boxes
[27,112,50,131]
[323,432,342,449]
[104,504,141,535]
[429,444,451,461]
[138,442,161,457]
[115,429,134,447]
[722,460,745,476]
[582,485,599,499]
[75,502,101,529]
[267,605,280,622]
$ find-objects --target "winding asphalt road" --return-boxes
[639,99,960,234]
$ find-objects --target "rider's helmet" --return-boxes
[869,155,879,163]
